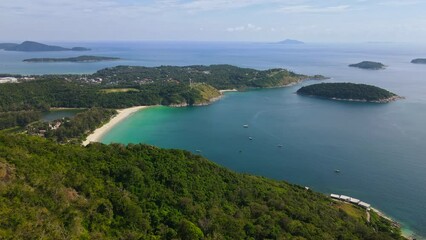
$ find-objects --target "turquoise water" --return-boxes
[102,87,426,238]
[2,42,426,238]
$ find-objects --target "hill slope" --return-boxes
[297,83,399,102]
[0,134,403,239]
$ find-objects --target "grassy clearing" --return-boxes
[100,88,139,93]
[335,202,366,220]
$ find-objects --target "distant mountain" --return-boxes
[0,41,90,52]
[277,39,304,44]
[411,58,426,64]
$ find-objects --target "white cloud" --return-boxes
[227,24,262,32]
[277,5,350,13]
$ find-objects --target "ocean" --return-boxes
[2,41,426,238]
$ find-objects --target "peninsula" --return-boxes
[349,61,386,70]
[297,83,401,103]
[411,58,426,64]
[23,55,120,63]
[0,41,90,52]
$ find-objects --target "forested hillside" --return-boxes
[297,83,398,102]
[0,134,403,239]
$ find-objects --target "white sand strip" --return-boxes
[82,106,148,146]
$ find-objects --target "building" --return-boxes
[358,201,371,209]
[330,194,340,199]
[0,77,18,84]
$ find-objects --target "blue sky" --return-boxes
[1,0,425,42]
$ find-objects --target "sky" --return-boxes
[1,0,426,43]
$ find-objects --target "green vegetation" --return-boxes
[100,88,140,93]
[0,111,41,130]
[24,56,120,63]
[0,133,403,239]
[0,41,90,52]
[411,58,426,64]
[334,203,366,221]
[297,83,399,102]
[0,65,322,114]
[27,108,116,143]
[93,65,322,90]
[0,79,199,111]
[349,61,385,70]
[190,83,222,105]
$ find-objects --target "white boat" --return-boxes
[243,124,249,128]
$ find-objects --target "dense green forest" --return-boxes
[349,61,385,70]
[297,83,398,102]
[0,65,322,113]
[0,111,41,130]
[27,108,116,143]
[0,79,218,112]
[92,65,324,89]
[0,134,403,239]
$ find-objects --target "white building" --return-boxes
[358,201,371,209]
[0,77,18,83]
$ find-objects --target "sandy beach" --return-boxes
[82,106,148,146]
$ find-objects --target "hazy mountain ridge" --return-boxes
[0,41,90,52]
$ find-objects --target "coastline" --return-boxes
[82,106,148,146]
[298,94,403,103]
[371,207,419,240]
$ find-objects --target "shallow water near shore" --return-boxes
[2,42,426,238]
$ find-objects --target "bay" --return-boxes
[2,41,426,238]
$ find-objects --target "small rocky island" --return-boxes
[277,39,304,44]
[0,41,90,52]
[349,61,385,70]
[411,58,426,64]
[23,55,120,63]
[297,83,401,103]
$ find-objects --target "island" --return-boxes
[349,61,385,70]
[297,83,401,103]
[23,55,121,63]
[0,41,90,52]
[277,39,304,44]
[411,58,426,64]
